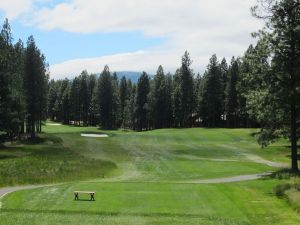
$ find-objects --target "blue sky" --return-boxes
[0,0,262,79]
[4,18,165,65]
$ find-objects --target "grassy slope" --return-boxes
[43,125,287,182]
[0,132,116,186]
[0,124,298,224]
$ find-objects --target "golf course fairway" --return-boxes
[0,124,299,225]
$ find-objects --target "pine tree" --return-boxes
[201,54,223,127]
[87,74,97,125]
[119,76,128,128]
[0,19,14,138]
[238,45,258,128]
[111,72,120,128]
[249,0,300,171]
[196,74,206,126]
[123,81,135,129]
[69,77,81,125]
[153,65,167,129]
[97,65,114,129]
[61,79,71,124]
[79,71,89,125]
[220,58,229,124]
[48,80,57,121]
[225,57,239,128]
[135,72,150,131]
[165,73,174,128]
[173,69,183,127]
[180,51,195,127]
[24,36,48,138]
[89,86,99,126]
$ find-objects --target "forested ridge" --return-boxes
[0,0,299,171]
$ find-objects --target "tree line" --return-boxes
[48,52,256,131]
[0,19,48,140]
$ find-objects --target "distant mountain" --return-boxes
[92,71,153,83]
[115,71,153,82]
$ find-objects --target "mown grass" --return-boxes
[1,180,300,224]
[0,123,299,224]
[43,126,284,182]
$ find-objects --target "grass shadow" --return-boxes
[0,154,17,160]
[262,169,300,180]
[250,131,259,137]
[97,127,118,131]
[284,154,300,160]
[283,145,300,149]
[20,135,62,145]
[0,144,23,151]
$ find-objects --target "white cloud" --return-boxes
[28,0,260,35]
[0,0,36,19]
[0,0,264,79]
[50,50,182,79]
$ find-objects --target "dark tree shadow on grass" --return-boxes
[0,154,17,160]
[284,154,300,160]
[261,169,300,180]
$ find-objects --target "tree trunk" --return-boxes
[31,121,35,139]
[289,12,298,172]
[21,120,25,134]
[290,79,298,172]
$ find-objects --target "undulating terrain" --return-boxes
[0,123,299,225]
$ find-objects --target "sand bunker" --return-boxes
[81,134,109,138]
[46,123,61,126]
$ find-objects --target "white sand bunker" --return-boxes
[81,133,109,138]
[46,123,61,126]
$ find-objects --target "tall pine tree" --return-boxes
[200,54,223,127]
[24,36,48,138]
[135,72,150,131]
[97,66,114,129]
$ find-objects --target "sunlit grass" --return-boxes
[0,123,298,224]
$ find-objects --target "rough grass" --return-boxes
[273,178,300,212]
[0,133,117,187]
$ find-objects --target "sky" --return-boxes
[0,0,263,79]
